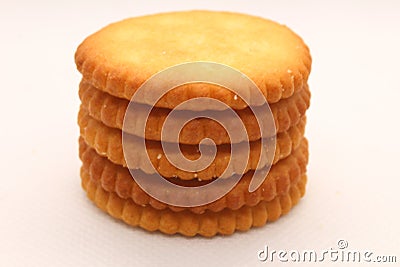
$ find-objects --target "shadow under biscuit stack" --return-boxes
[75,11,312,237]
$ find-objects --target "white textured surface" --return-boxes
[1,1,399,266]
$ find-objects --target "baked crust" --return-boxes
[78,108,306,179]
[75,11,311,108]
[79,80,310,143]
[81,167,307,237]
[79,137,308,213]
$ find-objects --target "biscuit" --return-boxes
[79,137,308,213]
[81,167,307,237]
[79,80,310,141]
[75,11,311,109]
[78,108,306,179]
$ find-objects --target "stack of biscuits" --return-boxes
[75,11,312,237]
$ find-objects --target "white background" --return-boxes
[1,0,399,266]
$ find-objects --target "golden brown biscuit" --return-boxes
[81,168,307,237]
[78,108,306,179]
[75,11,311,108]
[79,80,310,141]
[79,137,308,213]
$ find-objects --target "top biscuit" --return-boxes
[75,10,311,109]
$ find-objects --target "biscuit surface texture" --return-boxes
[79,81,310,142]
[79,137,308,213]
[81,167,307,237]
[75,11,311,107]
[78,108,306,179]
